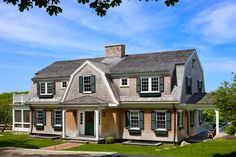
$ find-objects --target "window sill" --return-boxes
[83,92,92,94]
[154,130,168,136]
[178,126,184,130]
[139,92,161,97]
[128,128,141,135]
[39,94,54,99]
[120,85,129,88]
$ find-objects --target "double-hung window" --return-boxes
[130,111,139,129]
[36,110,44,126]
[54,110,62,126]
[39,82,53,95]
[156,111,166,130]
[141,77,159,92]
[178,111,184,129]
[83,76,92,93]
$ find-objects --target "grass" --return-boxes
[67,139,236,157]
[0,133,64,149]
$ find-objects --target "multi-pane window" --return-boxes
[61,81,68,89]
[141,77,159,92]
[156,112,166,130]
[130,112,139,128]
[151,78,159,91]
[80,112,83,125]
[83,76,92,92]
[40,82,53,95]
[141,78,149,92]
[120,78,129,86]
[186,76,192,94]
[54,111,62,126]
[36,111,44,125]
[178,111,183,128]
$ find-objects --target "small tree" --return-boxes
[213,73,236,123]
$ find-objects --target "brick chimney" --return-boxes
[105,44,125,58]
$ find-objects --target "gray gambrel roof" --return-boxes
[61,96,107,105]
[33,49,195,79]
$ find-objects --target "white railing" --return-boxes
[13,94,28,104]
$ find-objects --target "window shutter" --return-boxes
[37,83,40,96]
[139,111,144,130]
[190,77,192,94]
[160,77,164,92]
[43,111,46,126]
[33,110,36,126]
[177,112,180,128]
[197,80,200,93]
[151,111,156,130]
[51,111,54,127]
[136,78,141,93]
[91,75,96,93]
[199,110,202,125]
[182,112,184,129]
[166,111,171,131]
[125,111,130,129]
[185,76,188,94]
[52,82,56,95]
[79,76,83,93]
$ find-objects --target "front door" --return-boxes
[85,111,94,136]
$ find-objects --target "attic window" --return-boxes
[120,78,129,87]
[61,81,68,89]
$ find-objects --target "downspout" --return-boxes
[173,104,177,145]
[30,107,33,134]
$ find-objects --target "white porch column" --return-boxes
[62,109,66,138]
[215,109,219,135]
[95,110,100,141]
[12,109,15,131]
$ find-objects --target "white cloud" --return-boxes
[190,1,236,44]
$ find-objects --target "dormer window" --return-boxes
[61,81,68,89]
[197,80,203,93]
[120,77,129,87]
[79,75,96,93]
[37,82,55,98]
[185,76,192,94]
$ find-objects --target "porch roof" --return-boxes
[61,96,107,105]
[186,93,214,105]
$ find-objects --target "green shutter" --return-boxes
[190,78,192,94]
[52,82,56,95]
[91,75,96,93]
[43,111,46,126]
[197,80,200,93]
[51,111,54,127]
[37,83,40,96]
[151,111,156,130]
[33,110,36,126]
[125,111,130,129]
[79,76,83,93]
[160,77,164,92]
[166,111,171,131]
[139,111,144,130]
[177,112,180,128]
[185,76,188,94]
[182,112,184,129]
[136,78,141,93]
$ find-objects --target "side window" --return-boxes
[185,76,192,94]
[61,81,68,89]
[120,78,129,87]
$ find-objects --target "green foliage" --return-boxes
[105,135,114,144]
[203,109,226,122]
[0,91,28,124]
[3,0,179,16]
[224,125,236,135]
[213,73,236,122]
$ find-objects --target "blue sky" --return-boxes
[0,0,236,93]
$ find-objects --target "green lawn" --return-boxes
[67,140,236,157]
[0,133,64,149]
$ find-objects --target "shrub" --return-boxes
[225,125,236,135]
[105,136,114,144]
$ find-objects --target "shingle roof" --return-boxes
[186,93,214,104]
[33,49,194,79]
[61,96,107,105]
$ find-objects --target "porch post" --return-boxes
[12,109,15,131]
[95,110,100,140]
[62,109,66,138]
[215,109,219,135]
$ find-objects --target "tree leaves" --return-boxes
[3,0,179,16]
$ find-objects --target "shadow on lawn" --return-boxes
[213,151,236,157]
[0,140,39,149]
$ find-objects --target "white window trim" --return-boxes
[140,76,160,93]
[129,110,140,130]
[83,75,92,93]
[155,110,167,131]
[14,109,30,129]
[54,109,62,127]
[36,109,44,126]
[61,81,68,89]
[120,77,129,87]
[39,82,53,95]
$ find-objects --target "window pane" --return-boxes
[141,78,149,92]
[121,78,128,86]
[15,123,22,128]
[84,76,91,92]
[151,77,159,91]
[37,111,43,124]
[40,83,46,94]
[157,112,166,129]
[23,110,29,123]
[80,113,83,125]
[47,82,53,94]
[130,112,139,128]
[15,110,22,122]
[23,124,30,128]
[62,81,67,88]
[55,111,62,125]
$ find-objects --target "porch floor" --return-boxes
[122,140,162,146]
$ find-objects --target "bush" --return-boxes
[225,125,236,135]
[105,136,114,144]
